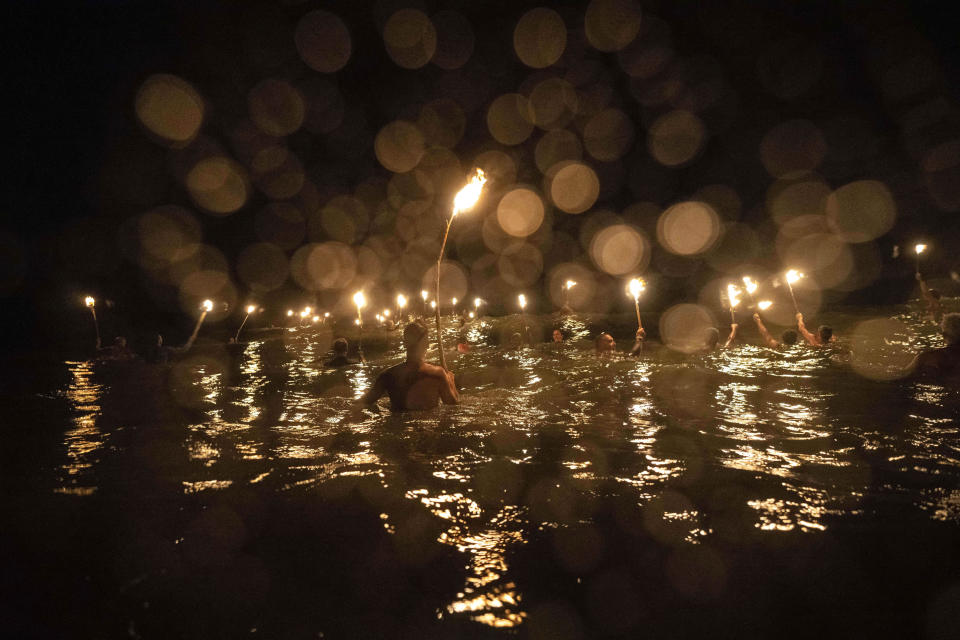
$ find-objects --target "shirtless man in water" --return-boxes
[909,312,960,377]
[796,313,836,347]
[753,313,799,348]
[916,272,944,324]
[363,320,458,410]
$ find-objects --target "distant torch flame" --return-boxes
[84,296,95,308]
[451,297,457,306]
[742,277,758,295]
[452,169,487,216]
[565,280,576,290]
[431,300,437,309]
[469,311,475,319]
[518,293,527,310]
[202,299,213,312]
[287,309,293,317]
[300,310,308,319]
[354,318,360,326]
[397,294,407,308]
[421,290,428,301]
[312,316,320,323]
[474,297,481,309]
[628,278,645,300]
[353,292,365,310]
[785,269,804,285]
[324,312,330,318]
[383,309,390,317]
[727,284,741,309]
[915,244,927,255]
[758,300,773,311]
[246,305,256,314]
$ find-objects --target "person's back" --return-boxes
[364,320,458,410]
[910,313,960,378]
[324,337,358,368]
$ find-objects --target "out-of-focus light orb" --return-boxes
[138,205,201,266]
[590,224,650,275]
[250,145,304,200]
[487,93,535,146]
[431,10,474,70]
[529,77,578,130]
[375,120,426,173]
[825,180,896,243]
[850,318,914,381]
[760,119,827,178]
[584,108,635,161]
[585,0,642,52]
[135,74,204,146]
[418,99,466,149]
[659,304,715,354]
[293,242,357,291]
[766,173,830,226]
[383,8,437,70]
[423,261,469,303]
[647,110,706,167]
[186,157,248,215]
[237,242,289,292]
[657,201,721,255]
[513,7,567,69]
[497,188,545,237]
[498,242,544,286]
[535,129,582,174]
[549,161,600,214]
[248,79,305,137]
[295,10,352,73]
[617,15,673,79]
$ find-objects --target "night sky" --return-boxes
[4,0,959,357]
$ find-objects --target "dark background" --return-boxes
[3,0,959,361]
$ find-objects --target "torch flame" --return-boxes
[324,312,330,318]
[452,169,487,216]
[304,306,311,315]
[518,293,527,309]
[452,297,457,306]
[300,310,308,318]
[84,296,95,308]
[915,244,927,255]
[397,294,407,308]
[474,297,481,309]
[202,299,213,312]
[383,309,390,317]
[727,284,742,309]
[628,278,645,300]
[785,269,803,285]
[469,311,475,319]
[354,318,360,326]
[430,300,437,309]
[246,304,256,314]
[742,277,758,295]
[287,309,294,317]
[312,315,320,323]
[421,290,428,301]
[565,280,576,290]
[353,291,366,309]
[758,300,773,311]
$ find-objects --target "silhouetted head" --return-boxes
[930,288,941,301]
[508,332,523,349]
[403,320,430,357]
[333,337,348,355]
[818,325,833,342]
[704,327,720,349]
[552,329,564,343]
[942,313,960,346]
[781,330,798,345]
[595,333,616,352]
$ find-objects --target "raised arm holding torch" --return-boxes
[915,244,927,276]
[234,304,256,342]
[785,269,804,313]
[185,299,214,351]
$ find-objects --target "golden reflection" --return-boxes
[57,361,105,495]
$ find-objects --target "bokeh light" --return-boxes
[135,74,204,146]
[535,129,583,174]
[659,304,716,354]
[656,201,721,255]
[248,79,305,137]
[295,10,352,73]
[236,242,289,292]
[513,8,567,69]
[487,93,535,146]
[498,242,544,287]
[528,77,578,130]
[431,10,474,70]
[647,110,706,167]
[766,173,830,226]
[584,108,635,161]
[375,120,426,173]
[590,224,650,275]
[585,0,642,52]
[825,180,896,243]
[850,318,914,381]
[548,161,600,214]
[186,156,249,215]
[497,188,546,238]
[383,9,437,70]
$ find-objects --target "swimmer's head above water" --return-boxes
[781,329,799,346]
[403,320,430,358]
[332,337,348,355]
[942,313,960,345]
[704,327,720,349]
[595,333,616,353]
[818,325,833,343]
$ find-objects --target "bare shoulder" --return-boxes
[418,362,450,378]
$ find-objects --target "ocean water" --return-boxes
[4,304,959,639]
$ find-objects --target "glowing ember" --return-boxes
[727,284,742,309]
[785,269,804,285]
[452,169,487,216]
[84,296,95,308]
[628,278,645,300]
[202,299,213,312]
[742,277,758,295]
[758,300,773,310]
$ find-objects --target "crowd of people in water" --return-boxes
[86,269,957,411]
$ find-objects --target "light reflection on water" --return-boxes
[55,308,960,630]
